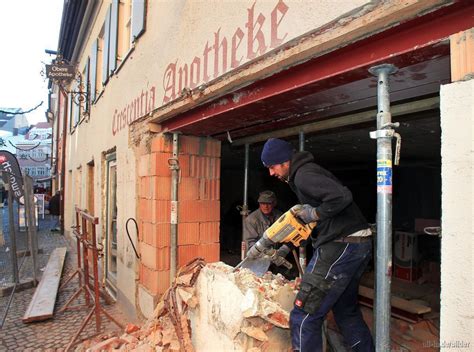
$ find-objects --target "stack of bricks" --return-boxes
[137,134,221,296]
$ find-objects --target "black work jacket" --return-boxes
[288,152,368,248]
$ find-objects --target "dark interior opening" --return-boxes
[219,106,442,341]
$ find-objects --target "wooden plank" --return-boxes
[22,247,67,323]
[359,285,431,315]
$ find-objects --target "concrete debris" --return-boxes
[77,258,296,351]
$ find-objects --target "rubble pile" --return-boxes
[77,258,296,351]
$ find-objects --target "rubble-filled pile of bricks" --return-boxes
[76,259,295,351]
[137,134,221,296]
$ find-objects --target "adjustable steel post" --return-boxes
[241,144,250,260]
[369,63,400,351]
[169,133,180,281]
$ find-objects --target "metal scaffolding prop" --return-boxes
[369,63,401,351]
[58,207,123,351]
[0,175,38,329]
[240,143,250,260]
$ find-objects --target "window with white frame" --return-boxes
[90,0,146,104]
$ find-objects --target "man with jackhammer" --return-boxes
[247,138,374,351]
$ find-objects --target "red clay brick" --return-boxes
[153,176,171,200]
[178,245,200,267]
[199,243,220,263]
[142,222,154,246]
[189,156,218,179]
[140,243,170,271]
[199,222,220,243]
[178,155,190,177]
[142,222,170,247]
[178,222,200,245]
[203,200,220,221]
[140,265,171,295]
[155,223,172,248]
[199,179,220,200]
[138,221,144,240]
[208,139,221,157]
[179,135,201,155]
[151,135,173,153]
[140,177,153,199]
[150,152,172,177]
[153,200,171,223]
[138,199,151,223]
[179,177,200,200]
[178,200,200,223]
[215,158,221,178]
[208,157,220,179]
[178,200,220,222]
[138,177,145,198]
[189,155,210,178]
[156,270,171,294]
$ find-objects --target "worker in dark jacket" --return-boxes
[260,138,374,352]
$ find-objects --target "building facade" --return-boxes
[50,0,473,346]
[15,123,53,189]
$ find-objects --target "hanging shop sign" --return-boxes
[0,151,25,203]
[45,64,76,81]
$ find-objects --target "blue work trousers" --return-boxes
[290,240,374,351]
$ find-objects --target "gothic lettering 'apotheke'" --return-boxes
[162,0,289,104]
[112,86,156,136]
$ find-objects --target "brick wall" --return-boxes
[137,134,221,296]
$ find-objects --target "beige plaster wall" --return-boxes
[440,79,473,350]
[63,0,373,315]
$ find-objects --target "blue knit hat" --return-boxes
[261,138,293,167]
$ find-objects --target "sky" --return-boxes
[0,0,64,126]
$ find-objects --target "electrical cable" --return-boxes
[125,218,140,259]
[0,101,43,115]
[8,140,41,151]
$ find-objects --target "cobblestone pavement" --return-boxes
[0,209,128,351]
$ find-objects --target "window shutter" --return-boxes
[109,0,119,75]
[90,40,98,102]
[131,0,146,42]
[102,5,111,84]
[84,58,90,113]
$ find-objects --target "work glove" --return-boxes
[246,244,263,259]
[292,204,319,224]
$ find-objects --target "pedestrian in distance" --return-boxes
[260,138,374,352]
[48,190,61,232]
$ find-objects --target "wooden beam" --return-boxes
[450,28,474,82]
[359,285,431,315]
[22,247,67,323]
[147,122,162,133]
